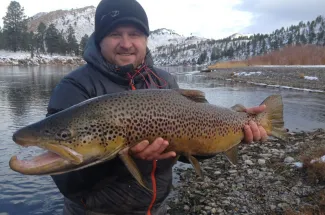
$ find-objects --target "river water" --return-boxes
[0,65,324,215]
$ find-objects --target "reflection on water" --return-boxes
[0,65,324,215]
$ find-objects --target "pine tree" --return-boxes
[36,22,46,54]
[308,24,316,44]
[28,31,36,58]
[79,34,89,55]
[58,30,68,55]
[317,27,325,45]
[66,24,79,55]
[45,24,60,55]
[2,1,27,52]
[197,50,207,65]
[0,27,3,49]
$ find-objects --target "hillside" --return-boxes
[2,3,325,66]
[27,6,95,43]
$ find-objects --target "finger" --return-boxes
[259,126,268,142]
[246,105,266,114]
[154,151,177,160]
[143,138,167,160]
[250,121,261,141]
[243,124,253,143]
[154,140,169,155]
[129,140,149,154]
[136,137,164,159]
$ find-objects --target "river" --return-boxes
[0,65,324,215]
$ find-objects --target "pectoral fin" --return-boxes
[118,148,151,192]
[224,146,238,165]
[186,154,204,178]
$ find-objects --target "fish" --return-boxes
[9,89,288,189]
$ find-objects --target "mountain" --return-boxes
[25,7,325,66]
[27,6,95,42]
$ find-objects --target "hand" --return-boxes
[129,137,176,161]
[243,104,268,143]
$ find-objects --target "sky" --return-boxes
[0,0,324,39]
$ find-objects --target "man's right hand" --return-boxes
[129,138,176,161]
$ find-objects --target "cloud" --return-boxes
[138,0,253,39]
[234,0,325,34]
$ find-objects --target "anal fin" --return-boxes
[186,154,204,178]
[224,146,238,165]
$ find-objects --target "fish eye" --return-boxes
[56,129,72,141]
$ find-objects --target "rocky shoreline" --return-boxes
[167,129,325,215]
[0,56,85,66]
[203,66,325,93]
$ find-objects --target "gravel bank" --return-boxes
[203,66,325,93]
[167,129,325,215]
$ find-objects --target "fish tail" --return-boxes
[257,95,288,141]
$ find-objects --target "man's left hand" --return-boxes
[243,104,268,143]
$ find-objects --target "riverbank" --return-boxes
[203,66,325,93]
[0,50,85,66]
[167,129,325,215]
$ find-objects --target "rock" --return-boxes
[245,160,254,165]
[183,205,190,211]
[228,170,237,174]
[284,156,295,163]
[214,171,221,175]
[258,159,266,165]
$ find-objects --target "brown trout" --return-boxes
[9,89,288,189]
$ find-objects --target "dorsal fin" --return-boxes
[176,89,208,103]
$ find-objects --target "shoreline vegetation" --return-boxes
[208,45,325,69]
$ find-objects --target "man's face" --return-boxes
[99,24,148,68]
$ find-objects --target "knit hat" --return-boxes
[94,0,150,44]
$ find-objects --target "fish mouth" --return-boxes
[10,131,83,175]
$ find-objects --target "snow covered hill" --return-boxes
[24,7,325,66]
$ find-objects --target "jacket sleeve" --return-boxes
[47,77,90,116]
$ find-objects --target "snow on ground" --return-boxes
[304,76,319,80]
[234,71,262,76]
[0,50,80,60]
[257,65,325,68]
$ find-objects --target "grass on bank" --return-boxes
[208,44,325,69]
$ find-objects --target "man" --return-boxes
[46,0,268,214]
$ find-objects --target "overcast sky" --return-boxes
[0,0,323,39]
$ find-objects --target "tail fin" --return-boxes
[257,95,288,141]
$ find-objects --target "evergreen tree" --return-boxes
[79,34,89,55]
[0,27,4,49]
[308,24,316,44]
[300,30,307,44]
[36,22,46,54]
[66,24,79,55]
[197,50,207,65]
[28,31,36,58]
[58,30,68,55]
[2,1,28,52]
[45,24,60,55]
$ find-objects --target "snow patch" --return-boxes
[304,76,318,81]
[234,71,262,76]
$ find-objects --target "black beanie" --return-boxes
[95,0,150,44]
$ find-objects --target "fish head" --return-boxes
[9,106,125,175]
